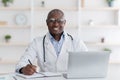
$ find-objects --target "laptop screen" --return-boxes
[65,51,110,79]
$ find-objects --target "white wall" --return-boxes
[0,0,120,73]
[79,0,120,63]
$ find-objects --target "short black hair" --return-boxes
[47,9,64,19]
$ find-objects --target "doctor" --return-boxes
[16,9,88,75]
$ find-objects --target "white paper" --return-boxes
[16,73,44,79]
[40,72,62,77]
[16,72,61,79]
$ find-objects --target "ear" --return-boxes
[46,19,48,25]
[64,20,66,24]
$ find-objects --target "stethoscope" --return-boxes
[43,33,73,62]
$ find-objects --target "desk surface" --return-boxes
[1,63,120,80]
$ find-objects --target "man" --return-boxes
[16,9,88,75]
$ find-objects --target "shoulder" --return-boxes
[30,35,45,45]
[73,36,83,44]
[66,33,80,42]
[33,36,44,42]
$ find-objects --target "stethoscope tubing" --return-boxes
[42,33,73,62]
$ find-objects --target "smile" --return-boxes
[53,28,59,31]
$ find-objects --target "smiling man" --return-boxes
[16,9,88,75]
[46,9,65,41]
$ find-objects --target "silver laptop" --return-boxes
[63,51,110,79]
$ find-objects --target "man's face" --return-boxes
[46,12,66,36]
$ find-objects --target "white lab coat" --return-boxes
[16,32,88,73]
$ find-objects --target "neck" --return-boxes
[51,32,63,41]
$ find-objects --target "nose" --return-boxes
[53,21,59,26]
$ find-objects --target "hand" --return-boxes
[21,64,37,75]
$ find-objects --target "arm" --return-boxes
[16,39,38,75]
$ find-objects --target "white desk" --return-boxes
[1,63,120,80]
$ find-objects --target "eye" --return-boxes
[49,20,55,23]
[47,18,65,24]
[57,19,65,23]
[47,18,55,23]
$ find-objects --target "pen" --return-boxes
[28,59,38,73]
[28,59,32,65]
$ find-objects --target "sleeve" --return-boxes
[73,37,88,52]
[15,39,38,73]
[79,40,88,51]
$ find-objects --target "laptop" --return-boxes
[63,51,110,79]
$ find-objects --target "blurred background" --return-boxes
[0,0,120,73]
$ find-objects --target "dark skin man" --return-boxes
[21,9,66,75]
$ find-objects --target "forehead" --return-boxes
[48,11,64,19]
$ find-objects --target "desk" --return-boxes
[2,63,120,80]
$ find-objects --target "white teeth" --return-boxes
[54,28,58,30]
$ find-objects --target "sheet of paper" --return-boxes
[16,72,62,79]
[41,72,62,77]
[16,73,44,79]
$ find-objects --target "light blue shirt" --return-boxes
[49,33,65,56]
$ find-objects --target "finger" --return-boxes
[22,65,36,75]
[22,67,34,75]
[25,68,35,75]
[24,70,34,75]
[27,65,37,73]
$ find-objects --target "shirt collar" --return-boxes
[49,32,65,41]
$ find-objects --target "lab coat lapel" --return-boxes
[59,32,72,57]
[56,33,71,71]
[58,38,68,57]
[45,33,57,59]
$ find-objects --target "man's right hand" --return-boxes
[21,64,37,75]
